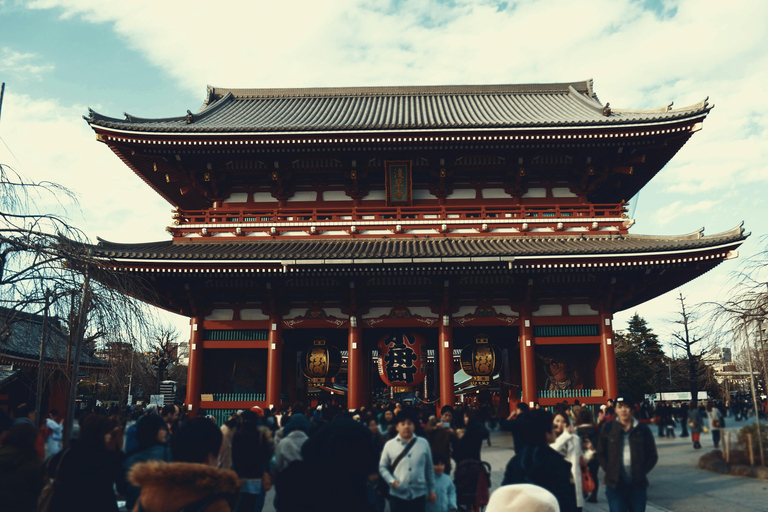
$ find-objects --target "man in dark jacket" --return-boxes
[502,408,577,512]
[597,394,658,512]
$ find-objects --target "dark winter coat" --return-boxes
[452,421,490,465]
[0,445,44,512]
[596,420,658,489]
[47,442,127,512]
[502,444,578,512]
[128,460,240,512]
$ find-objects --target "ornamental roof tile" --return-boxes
[86,80,711,134]
[94,224,746,262]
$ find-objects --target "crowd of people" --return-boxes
[0,393,747,512]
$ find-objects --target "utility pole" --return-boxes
[34,290,51,427]
[0,82,5,124]
[742,318,765,466]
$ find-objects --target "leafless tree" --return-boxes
[0,162,160,442]
[670,293,717,407]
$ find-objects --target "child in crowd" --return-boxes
[427,453,457,512]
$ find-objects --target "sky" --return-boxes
[0,0,766,353]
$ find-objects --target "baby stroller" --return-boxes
[454,459,492,512]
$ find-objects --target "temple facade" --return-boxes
[85,80,747,417]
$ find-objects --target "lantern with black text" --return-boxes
[302,338,342,386]
[377,332,427,392]
[460,334,502,386]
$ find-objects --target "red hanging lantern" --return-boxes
[302,338,342,385]
[460,334,502,386]
[377,331,427,392]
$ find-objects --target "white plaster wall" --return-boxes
[205,309,234,321]
[446,189,477,200]
[413,189,437,199]
[223,192,248,203]
[481,188,512,199]
[532,305,563,316]
[253,192,278,202]
[323,191,351,201]
[240,309,269,321]
[362,190,386,201]
[287,191,318,202]
[552,187,577,198]
[522,188,547,198]
[568,304,599,316]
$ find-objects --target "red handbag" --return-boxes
[580,457,595,494]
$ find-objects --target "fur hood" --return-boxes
[128,461,240,512]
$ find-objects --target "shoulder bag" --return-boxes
[38,449,69,512]
[579,456,595,494]
[379,437,418,497]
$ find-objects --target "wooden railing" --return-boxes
[168,203,628,238]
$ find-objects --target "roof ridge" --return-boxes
[206,81,594,100]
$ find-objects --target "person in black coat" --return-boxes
[453,409,490,466]
[48,414,127,512]
[502,409,577,512]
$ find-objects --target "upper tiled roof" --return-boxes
[0,307,108,367]
[94,225,746,262]
[86,80,711,134]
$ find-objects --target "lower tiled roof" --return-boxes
[0,308,108,367]
[94,225,747,262]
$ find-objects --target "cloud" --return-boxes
[0,47,54,80]
[0,91,171,243]
[653,200,720,227]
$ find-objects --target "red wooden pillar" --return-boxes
[266,314,283,409]
[519,310,537,406]
[348,318,363,411]
[186,316,204,417]
[439,317,455,409]
[600,311,619,400]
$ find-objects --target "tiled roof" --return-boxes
[86,80,711,134]
[0,308,108,367]
[94,225,746,262]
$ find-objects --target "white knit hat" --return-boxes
[486,484,560,512]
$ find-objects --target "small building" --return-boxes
[0,307,108,414]
[84,80,747,416]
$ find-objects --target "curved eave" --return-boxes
[87,110,710,138]
[89,225,748,266]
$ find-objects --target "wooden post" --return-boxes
[347,318,363,411]
[519,310,537,407]
[600,312,618,400]
[748,433,754,466]
[266,314,283,409]
[726,431,731,463]
[439,318,455,409]
[186,316,204,418]
[64,273,91,446]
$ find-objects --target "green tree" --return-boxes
[615,313,666,397]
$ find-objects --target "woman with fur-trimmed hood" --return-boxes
[128,418,240,512]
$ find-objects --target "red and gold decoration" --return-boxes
[384,160,412,206]
[302,338,342,386]
[377,331,427,391]
[460,334,502,385]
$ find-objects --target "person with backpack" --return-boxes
[596,394,658,512]
[379,409,437,512]
[232,410,274,512]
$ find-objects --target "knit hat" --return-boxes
[250,405,264,418]
[283,413,311,435]
[486,484,559,512]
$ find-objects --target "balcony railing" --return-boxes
[169,203,629,238]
